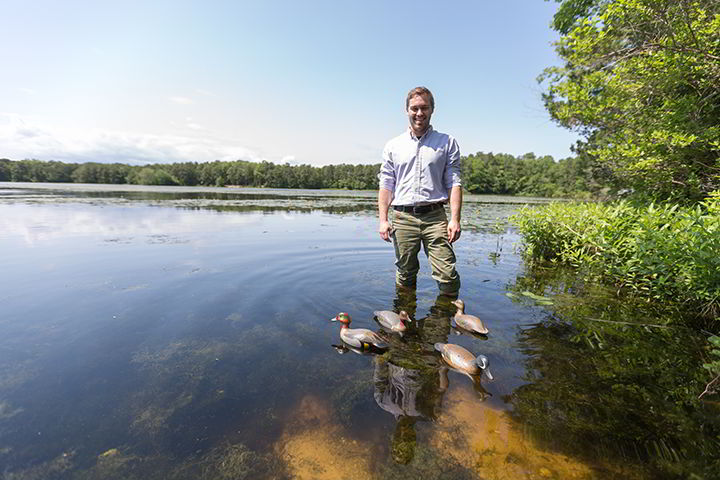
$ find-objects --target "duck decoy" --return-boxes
[373,310,409,335]
[451,299,489,335]
[434,343,493,380]
[330,312,388,350]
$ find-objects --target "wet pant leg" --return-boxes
[421,208,460,294]
[391,208,460,293]
[392,210,422,287]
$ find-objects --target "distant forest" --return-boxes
[0,152,607,198]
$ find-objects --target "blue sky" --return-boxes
[0,0,578,166]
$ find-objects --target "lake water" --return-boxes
[0,183,717,479]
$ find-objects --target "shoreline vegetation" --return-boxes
[510,197,720,322]
[516,0,720,407]
[0,151,606,199]
[511,196,720,401]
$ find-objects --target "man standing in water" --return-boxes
[377,86,462,295]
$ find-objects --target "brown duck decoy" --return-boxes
[451,299,489,335]
[434,342,493,380]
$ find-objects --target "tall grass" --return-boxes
[511,193,720,321]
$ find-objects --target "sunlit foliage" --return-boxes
[462,151,606,198]
[542,0,720,201]
[511,194,720,320]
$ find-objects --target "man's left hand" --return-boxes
[447,220,461,243]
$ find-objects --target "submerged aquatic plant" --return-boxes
[507,264,720,478]
[70,443,290,480]
[194,443,290,480]
[376,444,476,480]
[2,451,75,480]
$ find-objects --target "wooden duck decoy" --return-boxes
[373,310,409,335]
[330,312,388,350]
[451,299,489,335]
[434,343,493,380]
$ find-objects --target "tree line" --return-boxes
[0,153,606,198]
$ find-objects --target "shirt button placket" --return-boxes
[415,140,421,203]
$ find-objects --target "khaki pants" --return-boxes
[391,208,460,294]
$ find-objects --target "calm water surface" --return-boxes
[0,183,717,479]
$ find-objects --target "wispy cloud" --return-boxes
[185,117,204,131]
[169,96,193,105]
[0,113,261,165]
[18,88,36,95]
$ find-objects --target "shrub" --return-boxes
[511,194,720,319]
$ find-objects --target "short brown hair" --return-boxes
[406,86,434,111]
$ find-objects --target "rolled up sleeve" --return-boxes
[378,144,396,192]
[444,136,462,190]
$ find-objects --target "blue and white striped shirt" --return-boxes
[378,126,462,206]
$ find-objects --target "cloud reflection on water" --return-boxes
[0,204,260,246]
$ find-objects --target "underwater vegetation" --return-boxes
[506,266,720,478]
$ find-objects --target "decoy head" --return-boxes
[475,354,493,380]
[452,299,465,311]
[393,311,409,333]
[330,312,351,325]
[433,342,445,353]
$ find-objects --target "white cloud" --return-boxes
[169,96,193,105]
[185,117,204,131]
[280,155,296,164]
[18,88,36,95]
[195,89,216,97]
[0,113,261,165]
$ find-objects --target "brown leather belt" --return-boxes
[393,202,444,215]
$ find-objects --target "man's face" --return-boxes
[407,94,432,137]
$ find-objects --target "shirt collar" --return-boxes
[408,125,433,141]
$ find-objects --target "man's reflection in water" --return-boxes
[373,287,458,464]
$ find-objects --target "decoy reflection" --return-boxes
[372,291,459,464]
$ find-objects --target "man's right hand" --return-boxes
[378,220,393,242]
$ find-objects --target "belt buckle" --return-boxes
[412,205,423,215]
